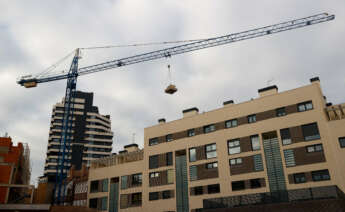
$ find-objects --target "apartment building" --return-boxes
[44,91,113,182]
[88,78,345,212]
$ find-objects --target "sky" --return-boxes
[0,0,344,185]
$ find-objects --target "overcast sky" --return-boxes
[1,1,344,185]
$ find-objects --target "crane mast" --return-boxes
[16,13,334,204]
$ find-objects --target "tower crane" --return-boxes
[17,13,334,204]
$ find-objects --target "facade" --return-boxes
[87,78,345,212]
[44,91,113,182]
[0,136,32,204]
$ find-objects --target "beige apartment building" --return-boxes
[87,77,345,212]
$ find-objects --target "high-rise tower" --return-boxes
[44,91,113,182]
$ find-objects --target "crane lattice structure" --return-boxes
[17,13,334,204]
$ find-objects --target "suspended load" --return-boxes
[164,64,178,94]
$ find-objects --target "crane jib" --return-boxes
[17,13,334,85]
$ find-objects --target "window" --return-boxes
[250,179,262,188]
[312,169,330,181]
[339,137,345,148]
[162,190,172,199]
[102,179,108,192]
[280,128,292,145]
[284,149,296,167]
[131,193,142,206]
[166,134,173,142]
[187,129,195,137]
[229,158,242,165]
[149,192,159,201]
[205,143,217,159]
[194,186,203,195]
[149,155,159,169]
[251,135,260,151]
[225,119,238,128]
[248,114,256,123]
[228,139,241,155]
[101,197,107,210]
[298,101,313,112]
[253,154,264,171]
[149,137,159,146]
[165,152,173,166]
[89,198,97,208]
[149,172,160,178]
[293,173,306,184]
[306,144,323,153]
[204,124,216,133]
[302,123,320,141]
[121,176,128,189]
[90,180,99,193]
[207,184,220,194]
[167,169,174,184]
[189,148,196,162]
[189,166,197,181]
[206,162,218,169]
[276,107,286,117]
[132,173,142,186]
[232,181,245,191]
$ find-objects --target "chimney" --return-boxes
[310,77,320,83]
[182,107,199,118]
[258,85,278,97]
[158,118,166,124]
[223,100,234,107]
[124,143,139,153]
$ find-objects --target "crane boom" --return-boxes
[17,13,334,86]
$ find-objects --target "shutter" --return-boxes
[283,149,296,167]
[253,154,263,171]
[167,169,174,184]
[189,166,197,181]
[120,176,127,189]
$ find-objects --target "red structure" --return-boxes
[0,136,31,204]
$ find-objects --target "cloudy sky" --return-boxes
[1,1,344,185]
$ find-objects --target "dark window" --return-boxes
[276,107,286,117]
[89,198,98,208]
[225,119,238,128]
[302,123,320,141]
[250,178,262,188]
[189,148,196,162]
[166,152,173,166]
[312,169,330,181]
[248,114,256,123]
[189,166,197,181]
[280,128,292,145]
[132,173,142,186]
[149,137,159,146]
[194,186,203,195]
[339,137,345,148]
[306,144,323,153]
[149,192,159,201]
[166,134,173,142]
[207,184,220,194]
[298,101,313,112]
[131,193,142,206]
[204,124,216,133]
[90,180,99,193]
[293,173,306,184]
[205,143,217,159]
[121,176,128,189]
[232,181,245,191]
[206,162,218,169]
[100,197,107,210]
[162,190,172,199]
[187,129,195,137]
[149,155,159,169]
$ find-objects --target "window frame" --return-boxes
[298,101,313,112]
[205,143,217,159]
[306,144,323,153]
[247,114,256,123]
[206,162,218,169]
[149,172,160,178]
[293,173,306,184]
[228,139,241,155]
[229,158,242,166]
[312,169,330,181]
[203,124,216,133]
[225,119,238,128]
[250,135,261,151]
[149,137,159,146]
